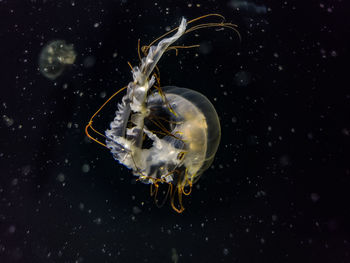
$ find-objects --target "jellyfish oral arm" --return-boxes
[129,18,187,114]
[135,17,187,85]
[105,18,189,179]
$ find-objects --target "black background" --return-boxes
[1,0,349,262]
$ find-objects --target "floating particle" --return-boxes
[132,206,142,214]
[310,193,320,202]
[8,225,16,234]
[234,70,252,87]
[83,56,96,68]
[171,248,179,263]
[82,164,90,173]
[2,115,14,127]
[57,173,65,182]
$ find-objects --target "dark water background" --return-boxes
[1,0,349,262]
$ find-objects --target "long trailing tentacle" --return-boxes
[85,85,128,147]
[141,13,240,121]
[165,44,200,56]
[141,13,240,56]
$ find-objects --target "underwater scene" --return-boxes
[1,0,349,262]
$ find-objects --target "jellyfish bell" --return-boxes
[142,85,221,184]
[85,14,239,213]
[39,40,76,80]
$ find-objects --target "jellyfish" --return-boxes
[85,14,239,213]
[39,40,76,79]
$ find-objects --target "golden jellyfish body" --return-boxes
[85,14,239,213]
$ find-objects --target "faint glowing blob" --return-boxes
[39,40,76,80]
[234,70,252,86]
[57,173,65,182]
[228,0,267,14]
[2,114,14,127]
[83,56,96,68]
[82,164,90,173]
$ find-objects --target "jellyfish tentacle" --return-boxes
[137,39,142,62]
[85,85,128,148]
[151,115,183,125]
[127,61,134,71]
[142,13,227,55]
[150,183,159,197]
[165,44,200,56]
[182,169,194,196]
[85,122,107,148]
[152,85,177,117]
[142,13,239,62]
[185,23,241,42]
[146,119,184,142]
[170,184,185,214]
[152,183,172,208]
[89,125,106,139]
[182,184,193,196]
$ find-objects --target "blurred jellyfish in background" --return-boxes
[228,0,267,14]
[39,40,76,80]
[234,70,252,87]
